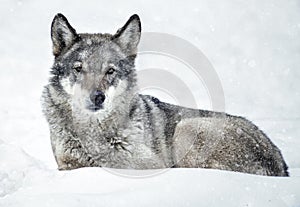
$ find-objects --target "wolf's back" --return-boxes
[141,94,289,176]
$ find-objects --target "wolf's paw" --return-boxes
[70,148,82,159]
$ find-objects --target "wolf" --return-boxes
[42,13,289,176]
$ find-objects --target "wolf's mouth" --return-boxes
[87,105,103,112]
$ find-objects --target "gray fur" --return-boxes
[42,13,289,176]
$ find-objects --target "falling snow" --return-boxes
[0,0,300,206]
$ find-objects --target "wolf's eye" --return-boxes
[106,67,115,75]
[73,62,82,73]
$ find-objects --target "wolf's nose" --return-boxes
[90,90,106,108]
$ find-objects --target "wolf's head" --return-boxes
[50,14,141,117]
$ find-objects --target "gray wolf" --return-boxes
[42,13,289,176]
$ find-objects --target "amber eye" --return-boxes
[106,67,115,75]
[73,62,82,73]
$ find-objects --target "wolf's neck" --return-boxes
[72,92,140,132]
[96,94,141,128]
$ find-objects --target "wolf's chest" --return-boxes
[74,119,147,151]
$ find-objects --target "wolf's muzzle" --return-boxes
[89,90,106,111]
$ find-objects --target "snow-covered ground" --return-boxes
[0,0,300,206]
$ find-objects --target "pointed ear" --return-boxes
[51,13,79,57]
[113,14,141,56]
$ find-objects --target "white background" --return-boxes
[0,0,299,206]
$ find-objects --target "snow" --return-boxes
[0,141,299,207]
[1,0,300,206]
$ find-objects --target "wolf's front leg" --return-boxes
[50,131,95,170]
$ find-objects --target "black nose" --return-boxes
[90,90,106,108]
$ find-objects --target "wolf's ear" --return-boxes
[113,14,141,56]
[51,13,79,57]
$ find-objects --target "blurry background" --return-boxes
[0,1,300,206]
[0,0,299,171]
